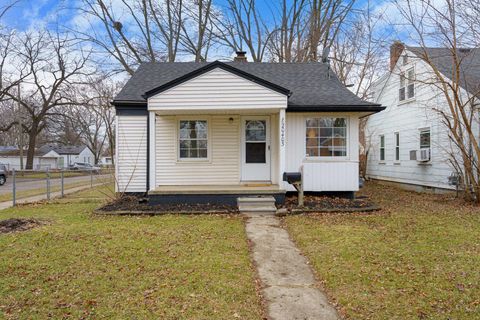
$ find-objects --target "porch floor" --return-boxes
[149,184,284,195]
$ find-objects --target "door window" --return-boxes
[245,120,266,163]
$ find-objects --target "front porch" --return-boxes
[148,184,286,205]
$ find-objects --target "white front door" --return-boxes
[241,116,271,181]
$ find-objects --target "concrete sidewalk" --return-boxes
[0,183,106,211]
[244,213,339,320]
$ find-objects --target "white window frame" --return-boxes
[406,67,415,99]
[305,117,348,159]
[420,128,431,149]
[379,135,385,162]
[399,67,415,102]
[394,132,400,162]
[176,117,211,162]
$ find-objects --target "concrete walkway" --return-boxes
[0,183,107,211]
[244,213,339,320]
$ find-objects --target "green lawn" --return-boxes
[284,182,480,319]
[0,187,263,319]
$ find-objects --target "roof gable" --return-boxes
[148,67,288,111]
[145,61,291,98]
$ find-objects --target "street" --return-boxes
[0,174,112,197]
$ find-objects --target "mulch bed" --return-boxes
[0,218,43,234]
[283,194,379,214]
[97,196,239,215]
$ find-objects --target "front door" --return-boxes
[241,116,271,181]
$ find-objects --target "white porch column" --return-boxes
[148,111,156,191]
[279,109,286,188]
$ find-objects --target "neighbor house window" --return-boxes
[306,118,347,157]
[394,132,400,161]
[179,120,208,159]
[380,135,385,161]
[420,128,430,149]
[407,68,415,99]
[399,67,415,101]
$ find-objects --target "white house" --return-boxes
[113,54,384,204]
[0,149,58,170]
[0,145,94,170]
[38,145,95,168]
[366,43,480,191]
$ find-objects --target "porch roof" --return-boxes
[113,61,384,113]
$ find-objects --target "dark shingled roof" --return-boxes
[113,61,383,112]
[38,144,87,155]
[408,46,480,94]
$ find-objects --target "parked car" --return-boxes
[0,164,7,186]
[70,162,101,173]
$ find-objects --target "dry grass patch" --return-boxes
[0,186,263,319]
[285,182,480,319]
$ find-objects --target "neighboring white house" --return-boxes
[0,145,94,170]
[366,43,480,191]
[38,145,94,168]
[0,149,59,170]
[113,55,384,204]
[100,150,114,166]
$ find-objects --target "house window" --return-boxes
[179,120,208,159]
[402,54,408,65]
[407,68,415,99]
[380,135,385,161]
[394,132,400,161]
[420,128,430,149]
[306,118,347,157]
[399,67,415,101]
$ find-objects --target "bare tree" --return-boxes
[268,0,308,62]
[395,0,480,202]
[305,0,354,62]
[179,0,215,62]
[212,0,273,61]
[3,31,93,169]
[267,0,354,63]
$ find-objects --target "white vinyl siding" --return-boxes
[285,113,360,192]
[116,115,147,192]
[156,115,240,185]
[366,48,463,190]
[148,68,287,111]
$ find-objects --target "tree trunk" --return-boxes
[25,124,38,170]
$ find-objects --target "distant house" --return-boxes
[112,54,384,204]
[365,43,480,191]
[0,149,59,170]
[0,145,94,170]
[100,150,114,166]
[38,145,94,168]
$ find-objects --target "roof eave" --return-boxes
[287,104,386,112]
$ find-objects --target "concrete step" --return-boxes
[238,206,277,212]
[237,196,275,206]
[237,196,277,215]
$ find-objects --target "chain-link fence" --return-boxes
[0,167,115,206]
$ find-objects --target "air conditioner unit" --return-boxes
[417,148,430,162]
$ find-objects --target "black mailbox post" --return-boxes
[282,172,304,207]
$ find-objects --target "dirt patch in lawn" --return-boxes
[97,196,239,215]
[0,218,43,234]
[283,194,378,213]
